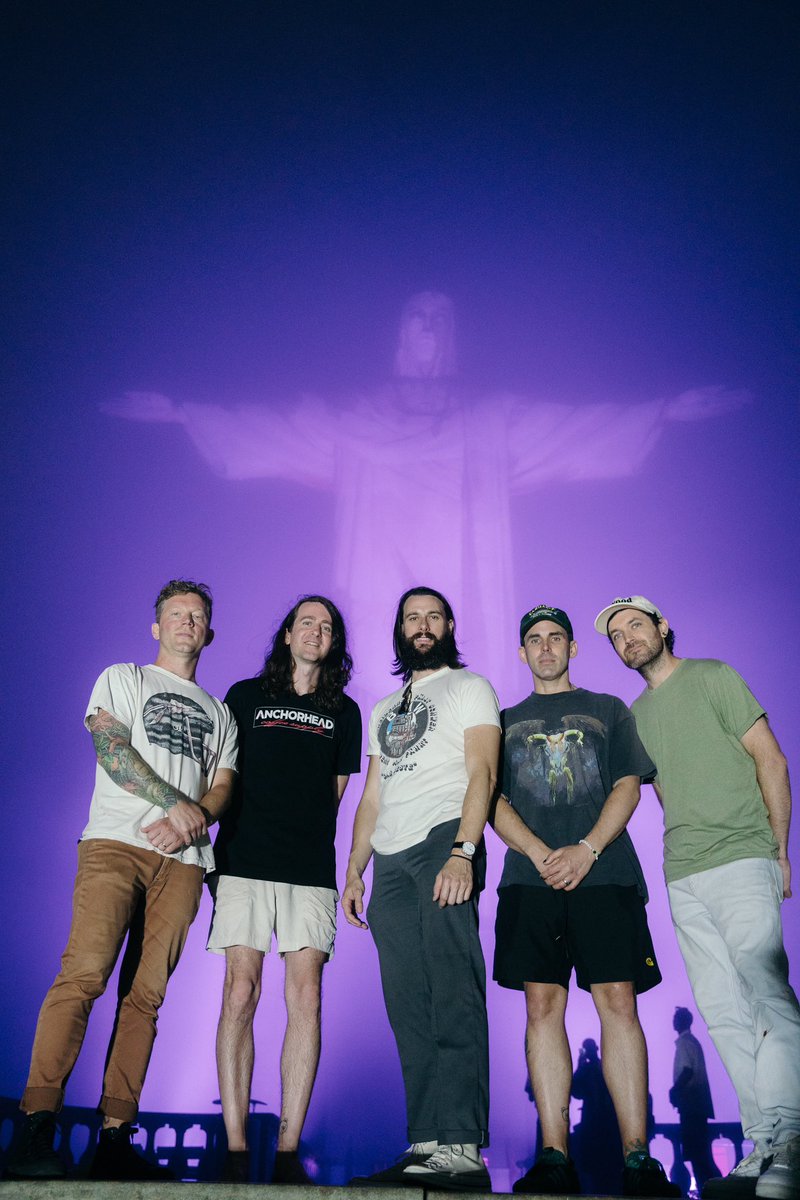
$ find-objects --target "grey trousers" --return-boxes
[368,818,490,1146]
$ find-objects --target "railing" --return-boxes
[653,1120,745,1191]
[0,1096,745,1187]
[0,1096,278,1182]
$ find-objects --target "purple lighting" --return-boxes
[1,2,798,1188]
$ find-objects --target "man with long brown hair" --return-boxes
[209,595,361,1184]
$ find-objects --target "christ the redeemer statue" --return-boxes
[107,292,741,698]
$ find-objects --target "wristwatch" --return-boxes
[452,840,476,859]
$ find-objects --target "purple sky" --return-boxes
[1,1,798,1184]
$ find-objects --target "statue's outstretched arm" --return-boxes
[102,390,334,486]
[101,391,182,423]
[508,385,749,487]
[662,385,749,422]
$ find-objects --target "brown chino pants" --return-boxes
[22,838,203,1122]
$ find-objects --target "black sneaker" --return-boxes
[5,1111,66,1180]
[220,1149,250,1183]
[272,1150,314,1185]
[88,1123,175,1181]
[512,1147,581,1194]
[623,1151,682,1197]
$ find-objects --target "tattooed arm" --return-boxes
[87,707,206,845]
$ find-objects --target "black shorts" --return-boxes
[493,883,662,994]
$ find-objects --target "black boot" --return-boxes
[272,1150,314,1184]
[6,1111,66,1179]
[88,1123,175,1181]
[221,1149,250,1183]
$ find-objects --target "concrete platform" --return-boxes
[0,1186,422,1199]
[0,1187,517,1200]
[0,1185,606,1199]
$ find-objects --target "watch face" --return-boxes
[462,841,476,858]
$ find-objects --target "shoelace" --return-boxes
[732,1148,769,1175]
[626,1153,662,1171]
[30,1123,57,1155]
[423,1145,464,1171]
[771,1139,800,1166]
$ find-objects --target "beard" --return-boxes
[624,637,665,673]
[398,628,457,675]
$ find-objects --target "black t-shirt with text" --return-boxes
[499,688,653,893]
[213,679,362,889]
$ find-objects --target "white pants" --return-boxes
[668,858,800,1149]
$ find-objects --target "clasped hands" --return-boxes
[142,800,208,854]
[538,842,595,892]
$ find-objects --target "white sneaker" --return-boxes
[409,1140,439,1156]
[702,1148,772,1197]
[405,1143,491,1191]
[731,1148,773,1178]
[755,1135,800,1200]
[348,1141,439,1186]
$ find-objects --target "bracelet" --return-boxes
[448,853,472,863]
[579,838,600,861]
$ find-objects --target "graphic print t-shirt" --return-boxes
[498,688,653,893]
[213,680,362,889]
[82,663,239,869]
[368,667,501,855]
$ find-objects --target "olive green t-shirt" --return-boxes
[631,659,777,884]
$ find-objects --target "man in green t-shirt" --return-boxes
[596,595,800,1200]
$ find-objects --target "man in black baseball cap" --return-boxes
[519,604,574,644]
[491,604,677,1197]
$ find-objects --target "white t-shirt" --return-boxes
[82,663,239,870]
[368,666,500,854]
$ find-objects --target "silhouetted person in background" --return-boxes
[572,1037,624,1194]
[670,1007,721,1193]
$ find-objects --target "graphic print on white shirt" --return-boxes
[368,667,500,855]
[81,663,238,870]
[378,691,438,769]
[143,692,218,775]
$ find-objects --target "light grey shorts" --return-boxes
[207,875,338,958]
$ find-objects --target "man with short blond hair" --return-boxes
[9,580,237,1182]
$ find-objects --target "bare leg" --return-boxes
[216,946,264,1151]
[524,982,571,1155]
[277,948,326,1152]
[592,981,649,1155]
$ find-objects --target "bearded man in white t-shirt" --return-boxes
[343,586,501,1191]
[8,579,238,1183]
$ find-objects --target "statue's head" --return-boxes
[394,291,456,379]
